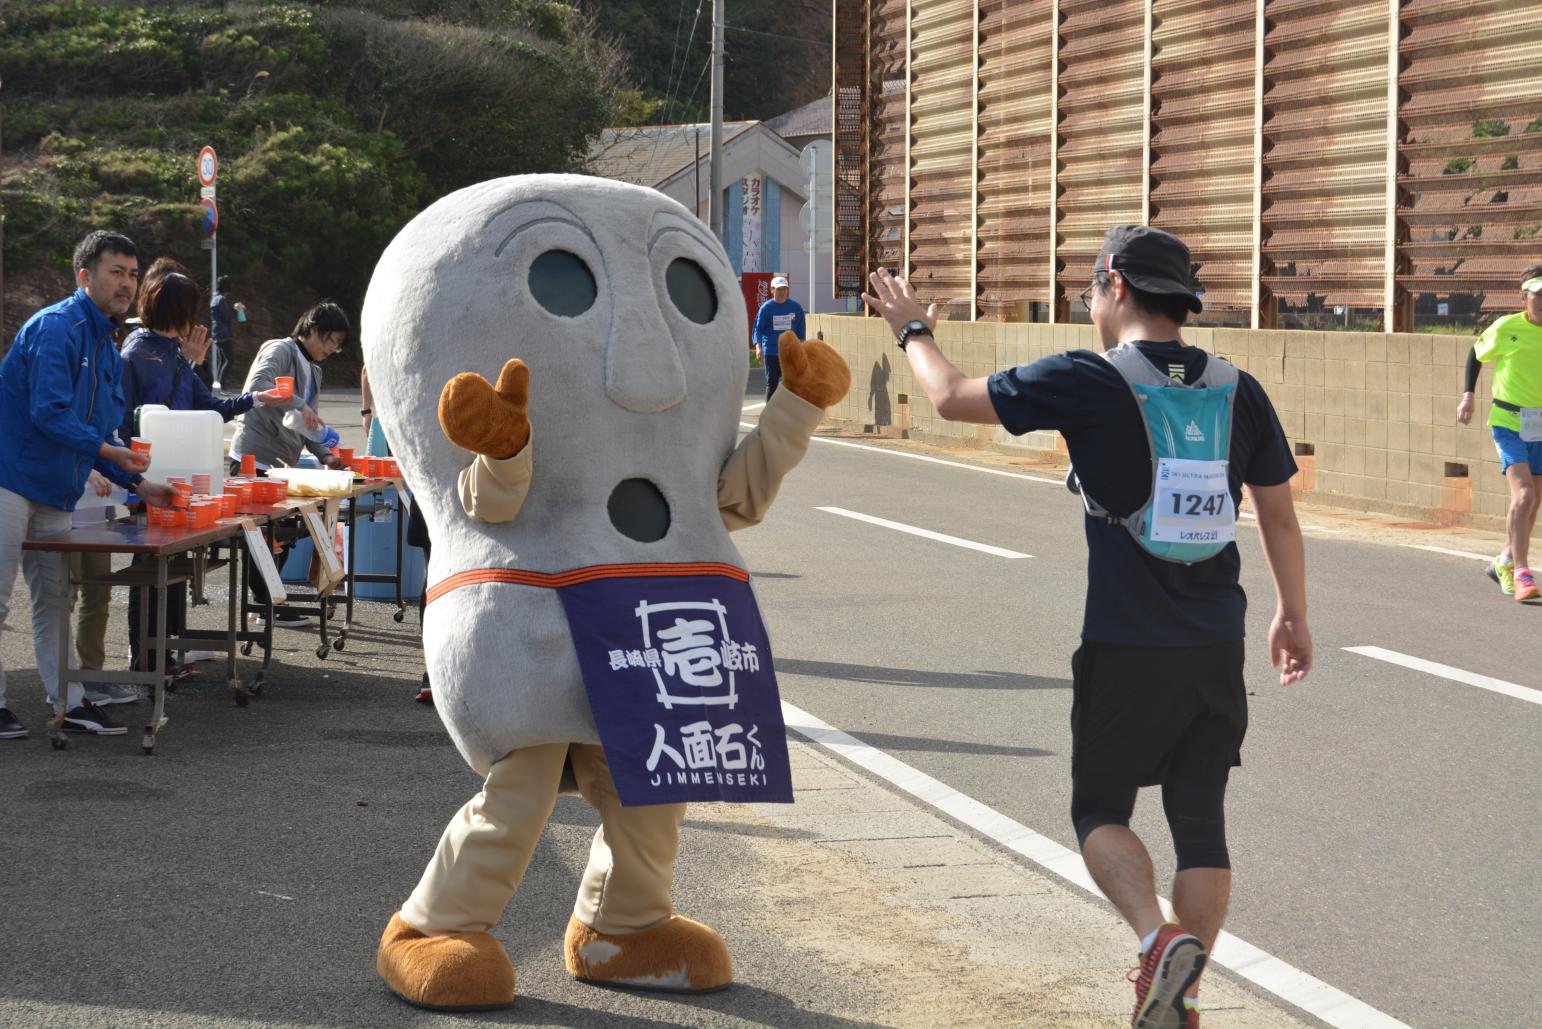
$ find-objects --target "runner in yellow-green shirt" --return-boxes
[1457,264,1542,600]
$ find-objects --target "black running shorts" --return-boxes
[1069,639,1248,788]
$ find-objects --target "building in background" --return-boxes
[834,1,1542,332]
[587,120,847,315]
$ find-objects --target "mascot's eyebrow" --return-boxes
[646,216,729,269]
[488,200,598,258]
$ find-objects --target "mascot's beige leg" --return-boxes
[563,744,732,992]
[378,742,567,1011]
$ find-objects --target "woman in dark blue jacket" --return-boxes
[118,273,279,440]
[118,271,282,673]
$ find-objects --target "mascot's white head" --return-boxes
[361,174,751,575]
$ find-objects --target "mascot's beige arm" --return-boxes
[457,439,533,524]
[451,334,847,527]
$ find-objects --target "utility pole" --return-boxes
[708,0,725,241]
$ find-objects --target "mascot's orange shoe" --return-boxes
[564,914,732,993]
[377,912,516,1011]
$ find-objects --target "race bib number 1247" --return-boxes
[1150,457,1236,545]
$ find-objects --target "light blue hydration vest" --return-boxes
[1069,343,1240,564]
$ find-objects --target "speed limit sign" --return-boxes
[197,146,218,188]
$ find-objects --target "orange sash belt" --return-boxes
[425,561,749,606]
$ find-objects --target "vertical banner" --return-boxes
[741,173,765,273]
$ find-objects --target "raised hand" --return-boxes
[778,332,851,409]
[439,359,531,459]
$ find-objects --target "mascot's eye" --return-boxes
[528,250,597,317]
[665,258,717,325]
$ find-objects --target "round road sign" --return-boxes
[199,198,219,239]
[198,146,218,187]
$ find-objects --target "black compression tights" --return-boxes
[1071,781,1230,871]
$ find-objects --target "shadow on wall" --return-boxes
[868,353,892,427]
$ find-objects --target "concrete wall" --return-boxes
[808,315,1501,530]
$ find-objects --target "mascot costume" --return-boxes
[361,175,850,1010]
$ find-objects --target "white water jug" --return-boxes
[137,405,225,485]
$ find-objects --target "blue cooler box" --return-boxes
[280,488,426,602]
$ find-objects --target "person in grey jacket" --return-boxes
[228,301,350,472]
[227,301,349,627]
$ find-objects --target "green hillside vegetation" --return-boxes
[0,0,633,348]
[0,0,828,354]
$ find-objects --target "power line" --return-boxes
[642,0,694,184]
[724,22,832,48]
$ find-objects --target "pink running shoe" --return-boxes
[1129,923,1207,1029]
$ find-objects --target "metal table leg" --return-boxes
[141,556,172,755]
[47,590,70,750]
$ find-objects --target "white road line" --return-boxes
[1344,646,1542,707]
[816,506,1032,559]
[738,422,1063,485]
[1401,544,1491,562]
[782,701,1409,1029]
[742,402,766,412]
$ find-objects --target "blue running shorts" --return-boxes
[1491,425,1542,475]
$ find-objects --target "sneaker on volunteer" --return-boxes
[259,605,311,628]
[84,683,141,706]
[0,707,27,740]
[62,702,128,735]
[1487,554,1515,596]
[1514,567,1539,601]
[1128,923,1206,1029]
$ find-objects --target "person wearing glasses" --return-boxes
[228,301,351,626]
[862,225,1311,1029]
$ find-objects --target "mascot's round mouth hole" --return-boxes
[608,478,671,543]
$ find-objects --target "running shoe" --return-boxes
[1487,556,1515,596]
[1129,924,1206,1029]
[84,683,141,706]
[1515,568,1540,601]
[0,707,27,740]
[1182,1002,1199,1028]
[414,672,433,705]
[62,702,128,735]
[259,606,310,628]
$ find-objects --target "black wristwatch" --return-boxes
[896,319,932,351]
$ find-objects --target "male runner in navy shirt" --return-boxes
[862,225,1310,1029]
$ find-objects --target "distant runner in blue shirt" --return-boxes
[752,275,806,400]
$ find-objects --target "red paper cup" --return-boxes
[273,376,294,399]
[351,458,366,475]
[130,437,151,456]
[240,453,256,477]
[221,494,237,518]
[336,447,354,465]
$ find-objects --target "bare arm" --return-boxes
[861,269,999,424]
[1247,481,1311,685]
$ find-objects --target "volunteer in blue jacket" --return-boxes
[118,270,286,673]
[0,231,176,741]
[752,274,806,400]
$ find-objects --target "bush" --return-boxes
[228,125,428,302]
[315,9,609,194]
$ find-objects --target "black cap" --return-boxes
[1095,225,1203,314]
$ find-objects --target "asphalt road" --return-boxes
[732,400,1541,1029]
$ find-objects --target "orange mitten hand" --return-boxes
[438,359,531,459]
[778,332,851,409]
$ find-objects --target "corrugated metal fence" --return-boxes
[833,0,1542,329]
